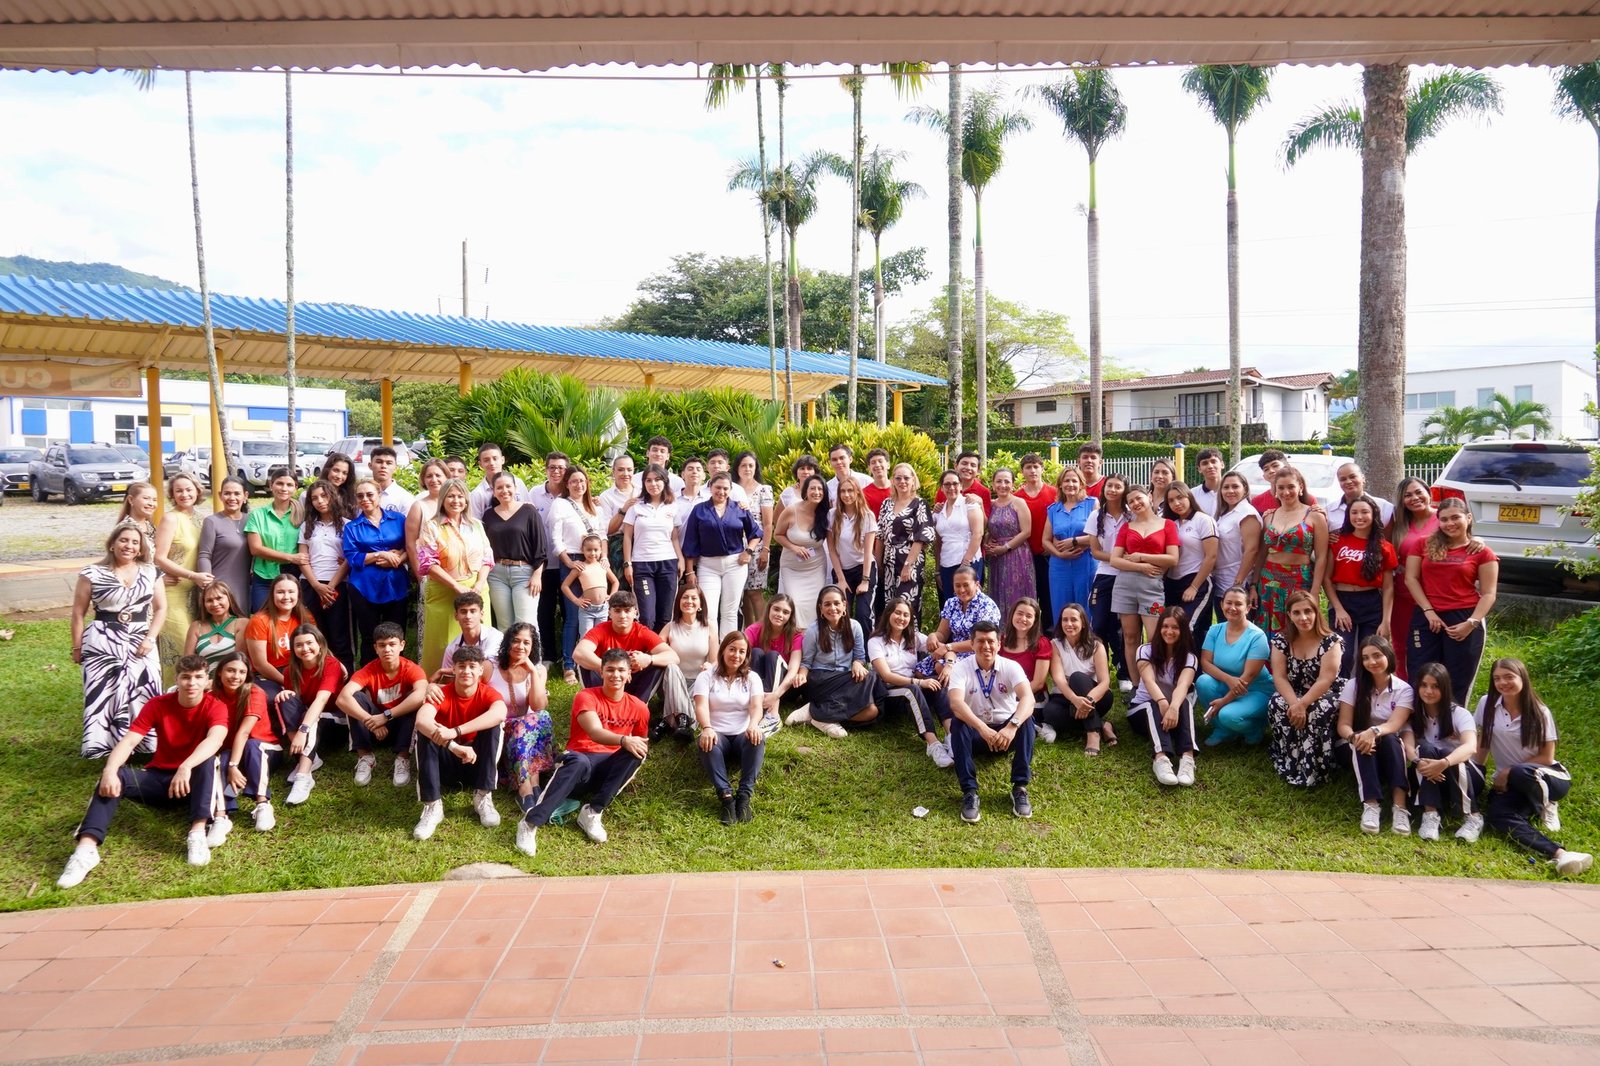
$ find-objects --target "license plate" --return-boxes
[110,482,127,493]
[1498,504,1541,524]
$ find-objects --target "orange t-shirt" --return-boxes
[244,612,299,672]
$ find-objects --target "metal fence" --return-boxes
[1099,456,1447,489]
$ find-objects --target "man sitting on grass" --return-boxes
[517,648,650,857]
[572,590,677,705]
[336,622,429,788]
[946,620,1037,825]
[58,655,231,888]
[412,644,507,841]
[430,591,503,699]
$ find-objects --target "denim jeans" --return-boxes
[487,562,540,637]
[632,559,678,633]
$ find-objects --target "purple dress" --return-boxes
[986,501,1037,619]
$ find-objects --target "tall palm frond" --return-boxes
[908,86,1032,197]
[704,63,753,110]
[860,147,924,427]
[1477,393,1553,440]
[1281,101,1363,168]
[1283,68,1504,167]
[1418,405,1490,445]
[507,374,625,465]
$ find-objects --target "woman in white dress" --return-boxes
[773,474,830,631]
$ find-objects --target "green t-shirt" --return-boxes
[243,503,301,581]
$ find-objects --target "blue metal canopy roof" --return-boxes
[0,274,945,393]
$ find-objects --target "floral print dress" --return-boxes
[1266,630,1344,788]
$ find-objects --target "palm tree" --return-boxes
[1555,63,1600,413]
[910,84,1031,458]
[1030,68,1128,445]
[1477,393,1554,440]
[946,65,963,451]
[1181,64,1274,466]
[1283,66,1503,496]
[283,72,298,466]
[730,149,842,370]
[858,147,924,427]
[182,73,234,495]
[1417,404,1490,445]
[707,63,778,402]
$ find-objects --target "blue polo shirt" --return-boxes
[342,510,411,605]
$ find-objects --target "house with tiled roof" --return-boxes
[998,367,1335,440]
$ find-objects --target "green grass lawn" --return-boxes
[1,616,1592,912]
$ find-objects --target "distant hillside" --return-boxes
[0,255,188,290]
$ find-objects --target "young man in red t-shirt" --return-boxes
[862,448,893,517]
[935,451,993,514]
[338,621,429,789]
[412,645,507,841]
[1078,443,1106,500]
[1015,452,1059,604]
[572,590,678,704]
[58,655,231,888]
[516,649,650,857]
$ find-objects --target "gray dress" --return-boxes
[198,512,251,609]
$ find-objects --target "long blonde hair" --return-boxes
[830,476,871,555]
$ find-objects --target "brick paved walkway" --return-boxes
[2,868,1598,1065]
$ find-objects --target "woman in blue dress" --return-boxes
[1042,467,1099,620]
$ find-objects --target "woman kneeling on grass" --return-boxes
[1406,662,1484,844]
[1127,605,1200,788]
[1039,603,1113,756]
[1336,635,1413,836]
[787,585,881,739]
[694,631,768,825]
[215,650,281,833]
[1474,658,1591,877]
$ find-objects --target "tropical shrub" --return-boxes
[618,388,786,470]
[431,369,625,470]
[767,420,942,499]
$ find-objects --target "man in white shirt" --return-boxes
[469,443,527,520]
[945,621,1037,824]
[1326,462,1396,533]
[369,447,415,516]
[430,590,505,697]
[1192,448,1225,517]
[645,436,686,496]
[825,443,873,501]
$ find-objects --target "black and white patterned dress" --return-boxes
[79,563,162,758]
[875,496,936,627]
[1266,630,1344,788]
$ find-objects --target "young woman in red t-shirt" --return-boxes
[1108,485,1179,683]
[1323,494,1398,678]
[276,623,348,808]
[1404,497,1498,707]
[1388,477,1438,679]
[244,572,311,691]
[999,596,1051,713]
[214,651,282,833]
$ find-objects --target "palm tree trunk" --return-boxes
[1226,129,1242,467]
[185,72,232,492]
[946,63,964,452]
[1087,158,1102,443]
[777,70,795,421]
[788,229,803,362]
[284,72,298,469]
[1357,64,1409,498]
[756,72,777,403]
[1593,132,1599,417]
[874,235,887,427]
[848,69,863,422]
[973,192,987,460]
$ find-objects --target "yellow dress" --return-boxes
[418,515,492,675]
[159,510,202,680]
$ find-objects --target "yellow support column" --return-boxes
[459,361,473,396]
[145,367,165,520]
[208,350,228,508]
[1050,438,1060,466]
[643,372,655,389]
[806,400,816,424]
[1173,441,1186,485]
[892,390,903,425]
[381,378,394,447]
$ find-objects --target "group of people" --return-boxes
[56,436,1588,890]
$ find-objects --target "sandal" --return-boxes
[1102,723,1118,747]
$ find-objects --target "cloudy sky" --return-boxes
[0,61,1591,384]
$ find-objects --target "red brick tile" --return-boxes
[1186,1028,1303,1066]
[1156,897,1242,926]
[1192,872,1276,896]
[824,1028,916,1053]
[1291,951,1402,992]
[1395,916,1505,950]
[215,925,297,956]
[0,959,42,992]
[1442,946,1562,985]
[811,936,889,971]
[1085,899,1170,930]
[736,912,811,940]
[33,987,154,1031]
[1367,948,1484,989]
[637,1031,729,1059]
[253,900,331,927]
[1243,989,1348,1019]
[1280,1029,1404,1066]
[899,965,986,1008]
[731,1028,822,1056]
[456,894,535,922]
[867,880,943,909]
[731,970,813,1013]
[806,909,879,939]
[816,969,898,1010]
[666,888,738,915]
[876,906,954,937]
[1159,992,1258,1017]
[1500,982,1600,1026]
[252,951,352,986]
[1250,920,1350,955]
[60,927,161,958]
[804,884,873,911]
[1220,892,1310,925]
[1212,954,1317,994]
[384,981,484,1023]
[1320,917,1429,952]
[1428,985,1541,1028]
[356,1041,454,1065]
[654,939,732,975]
[451,1039,547,1063]
[0,931,84,960]
[1179,923,1273,958]
[530,890,605,918]
[467,979,562,1022]
[1060,874,1138,902]
[257,1048,319,1066]
[1035,902,1095,930]
[916,1026,1009,1050]
[961,932,1032,967]
[13,956,118,992]
[1078,995,1162,1016]
[642,972,731,1016]
[661,912,734,942]
[1329,987,1446,1024]
[3,1029,105,1060]
[556,976,649,1019]
[125,987,221,1028]
[1468,913,1579,947]
[1049,929,1119,964]
[1523,946,1600,982]
[574,943,656,978]
[1131,959,1231,998]
[512,916,592,947]
[738,885,805,912]
[1293,890,1383,921]
[1107,926,1200,961]
[975,964,1050,1013]
[412,948,504,983]
[1134,873,1209,899]
[947,906,1023,935]
[600,888,669,916]
[492,944,579,981]
[290,922,380,952]
[227,985,318,1025]
[885,934,967,969]
[443,919,519,951]
[1064,960,1151,1000]
[735,938,810,973]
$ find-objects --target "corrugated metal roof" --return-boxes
[1003,366,1335,398]
[0,1,1596,72]
[0,274,945,395]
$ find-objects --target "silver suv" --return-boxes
[331,437,412,480]
[1431,440,1597,580]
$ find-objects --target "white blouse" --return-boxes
[624,500,679,563]
[833,511,879,571]
[933,499,982,568]
[868,632,927,697]
[1212,503,1260,591]
[664,620,715,677]
[1174,512,1219,579]
[692,669,764,734]
[550,497,605,557]
[1093,511,1129,577]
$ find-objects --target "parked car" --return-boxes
[297,440,333,479]
[29,443,145,504]
[172,446,213,488]
[1225,452,1353,506]
[231,440,300,491]
[331,436,413,480]
[113,444,151,476]
[0,447,42,497]
[1432,440,1598,582]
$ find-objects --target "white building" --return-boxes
[1000,367,1333,441]
[3,378,348,453]
[1403,357,1598,444]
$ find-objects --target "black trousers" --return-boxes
[349,586,409,667]
[415,725,502,803]
[1486,762,1572,858]
[1088,574,1126,680]
[1039,672,1113,737]
[537,565,563,664]
[1408,607,1486,705]
[346,691,418,755]
[1330,587,1385,678]
[523,748,643,826]
[1410,739,1485,816]
[303,577,355,669]
[1127,696,1197,758]
[76,764,217,844]
[1339,732,1407,803]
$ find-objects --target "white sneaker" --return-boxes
[785,704,812,726]
[1153,756,1179,786]
[1391,807,1412,836]
[927,740,954,769]
[1456,812,1485,843]
[515,820,538,857]
[1544,803,1562,833]
[1036,721,1058,743]
[285,753,324,783]
[353,754,376,786]
[1119,679,1133,693]
[575,804,608,844]
[1360,804,1381,834]
[810,718,848,739]
[57,844,100,889]
[1554,850,1593,878]
[473,790,501,828]
[186,830,211,867]
[286,773,315,806]
[413,800,445,841]
[392,755,412,787]
[1176,752,1196,787]
[206,815,233,848]
[253,801,276,832]
[1418,811,1441,841]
